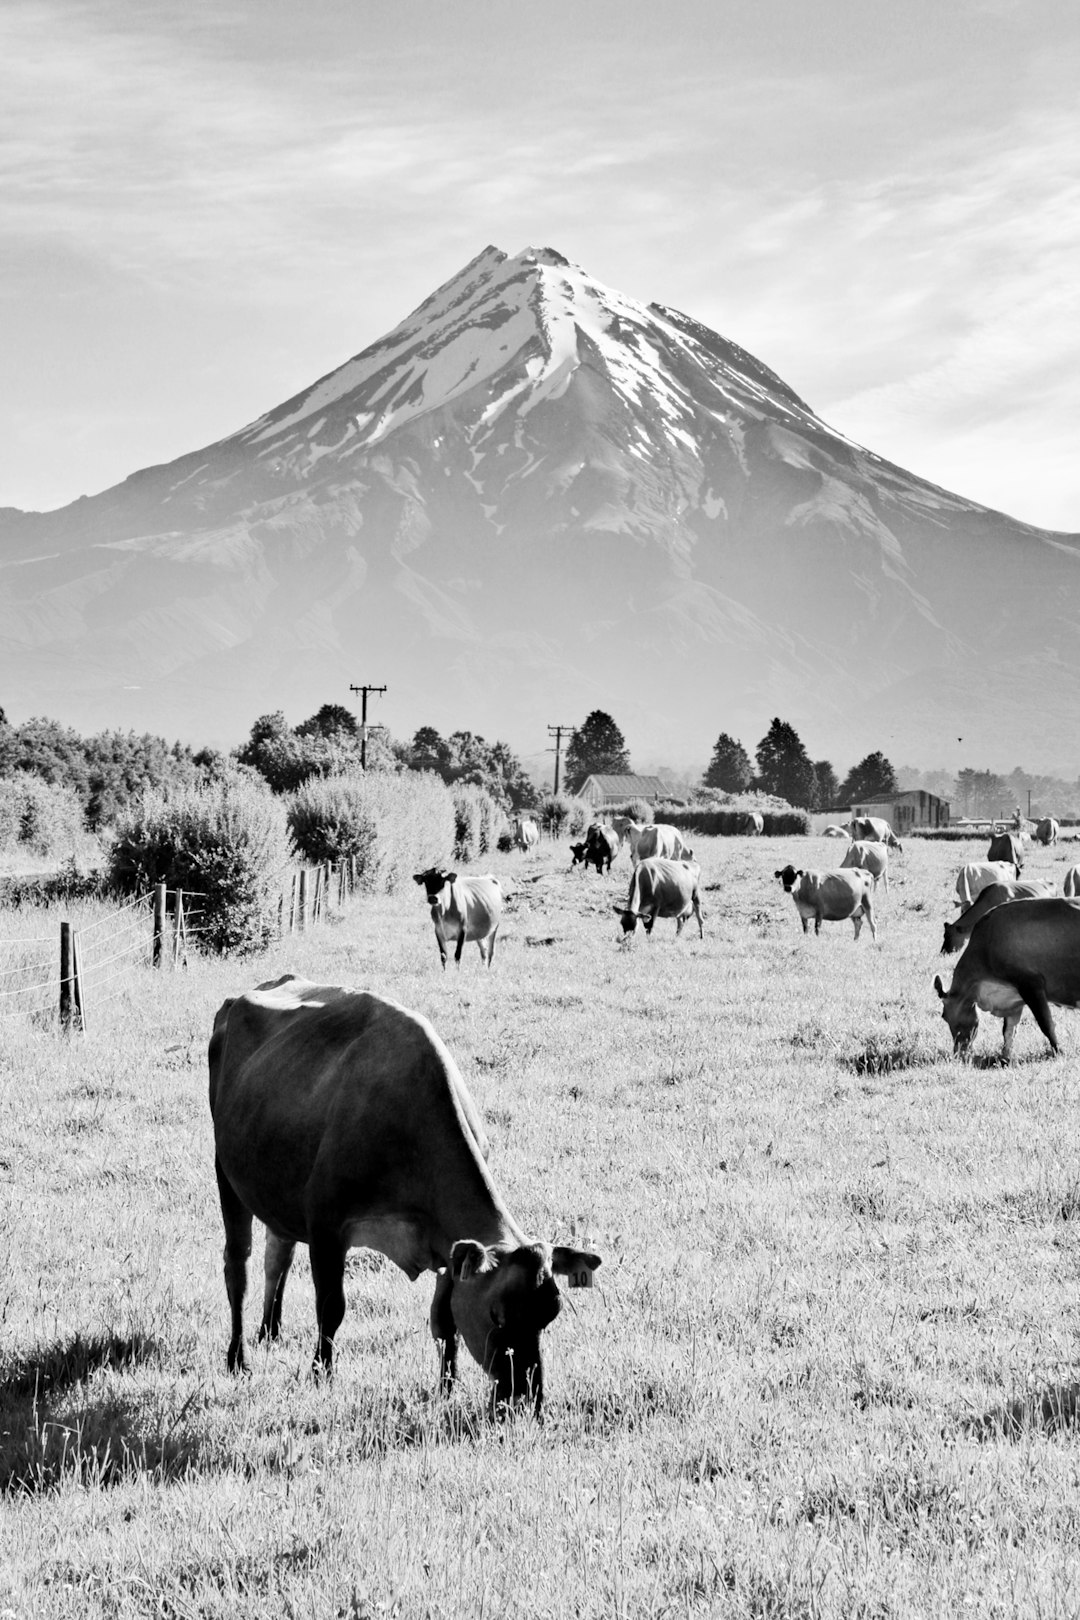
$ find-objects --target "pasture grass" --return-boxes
[3,834,1080,1615]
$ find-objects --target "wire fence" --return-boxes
[0,856,361,1035]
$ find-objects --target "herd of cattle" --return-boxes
[208,808,1079,1413]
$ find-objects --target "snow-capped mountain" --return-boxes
[2,244,1079,770]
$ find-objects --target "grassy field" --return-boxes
[3,832,1080,1617]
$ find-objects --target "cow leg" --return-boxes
[485,927,498,967]
[693,897,704,939]
[259,1230,296,1344]
[432,919,448,970]
[308,1228,347,1373]
[429,1270,458,1392]
[675,914,686,937]
[454,931,466,966]
[1014,977,1061,1056]
[216,1157,253,1374]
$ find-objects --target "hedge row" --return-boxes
[639,808,812,838]
[451,785,509,864]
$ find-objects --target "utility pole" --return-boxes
[349,683,387,770]
[548,724,576,796]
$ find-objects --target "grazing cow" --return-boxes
[775,866,876,940]
[584,823,619,873]
[1064,867,1080,899]
[1034,817,1059,847]
[846,816,902,852]
[634,822,693,864]
[739,812,764,836]
[986,831,1024,872]
[413,869,502,969]
[840,839,890,894]
[822,824,851,840]
[613,857,704,938]
[209,976,601,1411]
[955,860,1018,908]
[512,817,540,853]
[569,840,588,870]
[619,821,649,865]
[933,899,1080,1058]
[941,879,1056,953]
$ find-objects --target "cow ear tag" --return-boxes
[567,1266,594,1289]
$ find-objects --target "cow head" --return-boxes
[774,866,801,893]
[448,1240,601,1414]
[569,842,587,866]
[414,868,454,902]
[933,973,979,1054]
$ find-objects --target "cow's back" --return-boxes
[211,979,498,1243]
[963,899,1080,997]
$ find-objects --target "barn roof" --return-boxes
[577,774,671,798]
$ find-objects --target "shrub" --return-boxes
[0,772,85,857]
[109,779,293,955]
[451,785,508,863]
[289,771,455,893]
[537,794,589,840]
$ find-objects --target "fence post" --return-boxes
[152,882,166,968]
[323,862,332,915]
[338,862,346,906]
[60,921,74,1030]
[297,869,308,932]
[312,866,323,925]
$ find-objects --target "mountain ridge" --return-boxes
[1,244,1077,772]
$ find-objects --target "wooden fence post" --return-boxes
[60,921,74,1030]
[152,882,166,968]
[312,866,323,925]
[297,869,308,932]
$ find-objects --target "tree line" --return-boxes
[2,699,1079,842]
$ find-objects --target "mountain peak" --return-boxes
[2,245,1076,772]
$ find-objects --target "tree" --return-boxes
[702,733,752,793]
[755,718,815,807]
[838,751,897,804]
[812,759,840,810]
[565,711,630,792]
[400,727,533,810]
[296,703,359,739]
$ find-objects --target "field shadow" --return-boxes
[0,1330,196,1495]
[841,1036,937,1077]
[966,1382,1080,1441]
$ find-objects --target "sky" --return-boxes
[2,0,1079,532]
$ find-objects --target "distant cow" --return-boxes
[986,831,1024,872]
[822,824,851,840]
[413,869,502,969]
[635,822,693,865]
[512,817,540,853]
[840,839,890,894]
[846,816,902,851]
[615,820,649,864]
[614,857,704,939]
[584,823,619,873]
[1034,817,1059,847]
[934,899,1080,1058]
[1064,867,1080,898]
[775,866,876,941]
[571,824,618,875]
[941,879,1056,954]
[739,812,764,836]
[209,975,600,1411]
[955,860,1018,908]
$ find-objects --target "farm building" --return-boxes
[850,789,950,835]
[576,774,672,808]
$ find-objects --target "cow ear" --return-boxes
[612,905,626,915]
[450,1239,494,1281]
[446,872,458,885]
[933,975,946,1001]
[413,872,426,885]
[551,1247,602,1289]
